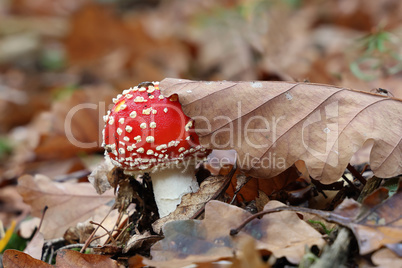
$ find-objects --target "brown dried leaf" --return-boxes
[332,180,402,254]
[231,238,270,268]
[372,248,402,267]
[23,232,44,260]
[160,78,402,183]
[16,174,114,239]
[123,231,162,254]
[2,249,52,268]
[128,255,146,268]
[152,175,229,233]
[146,200,324,267]
[35,85,117,160]
[226,165,300,202]
[55,249,118,268]
[87,157,114,195]
[65,4,188,82]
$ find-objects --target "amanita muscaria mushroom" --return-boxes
[102,81,209,217]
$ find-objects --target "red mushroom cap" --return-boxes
[103,81,208,171]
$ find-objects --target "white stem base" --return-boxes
[151,164,199,218]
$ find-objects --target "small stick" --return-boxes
[230,206,350,236]
[347,164,367,185]
[90,221,117,246]
[47,246,54,264]
[191,166,237,219]
[57,243,87,251]
[37,206,48,233]
[80,207,113,253]
[230,175,252,204]
[342,175,360,193]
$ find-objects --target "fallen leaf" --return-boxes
[332,180,402,254]
[371,247,402,267]
[146,200,324,267]
[23,232,44,260]
[35,85,117,160]
[123,231,162,254]
[63,222,94,244]
[0,186,31,227]
[55,249,118,267]
[226,165,300,202]
[128,255,146,268]
[160,78,402,183]
[152,175,230,233]
[17,174,115,239]
[231,237,270,268]
[65,4,189,82]
[87,157,114,195]
[2,249,52,268]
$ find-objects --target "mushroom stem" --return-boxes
[150,163,199,218]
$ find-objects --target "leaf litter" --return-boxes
[1,0,402,267]
[160,78,402,183]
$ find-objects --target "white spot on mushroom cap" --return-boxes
[168,140,180,147]
[130,111,137,118]
[126,125,133,133]
[139,87,147,92]
[142,108,152,115]
[163,108,168,113]
[156,144,167,151]
[118,148,125,154]
[134,96,147,103]
[159,95,164,100]
[137,148,144,153]
[117,128,123,135]
[123,136,130,142]
[134,136,141,142]
[103,115,109,123]
[119,118,125,124]
[140,123,147,129]
[146,136,155,143]
[185,121,193,131]
[108,117,114,125]
[150,122,156,128]
[147,149,154,155]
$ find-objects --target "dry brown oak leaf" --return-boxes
[17,174,115,239]
[160,78,402,183]
[2,249,118,268]
[146,200,324,267]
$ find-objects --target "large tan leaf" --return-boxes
[160,78,402,183]
[3,249,52,268]
[17,174,115,239]
[146,200,324,267]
